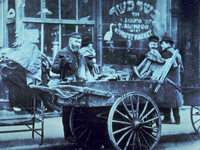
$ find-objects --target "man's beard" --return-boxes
[70,43,80,52]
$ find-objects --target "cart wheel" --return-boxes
[70,106,111,149]
[108,92,161,150]
[190,106,200,133]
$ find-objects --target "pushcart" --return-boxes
[30,75,200,150]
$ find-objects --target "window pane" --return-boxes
[102,0,168,66]
[43,24,59,59]
[78,0,94,20]
[8,0,15,10]
[61,0,76,19]
[46,0,59,18]
[24,0,40,18]
[78,25,93,36]
[7,23,15,47]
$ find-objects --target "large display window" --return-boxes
[21,0,96,63]
[102,0,169,67]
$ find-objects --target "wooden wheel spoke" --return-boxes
[84,129,92,146]
[197,125,200,132]
[136,131,142,150]
[142,116,159,124]
[136,95,140,118]
[116,109,133,122]
[124,131,134,150]
[140,128,157,141]
[139,130,151,149]
[139,101,149,119]
[194,118,200,124]
[194,106,200,111]
[78,124,91,139]
[112,119,132,125]
[132,131,136,150]
[113,126,132,135]
[122,101,133,118]
[117,129,132,145]
[140,108,156,121]
[74,123,89,131]
[77,110,89,118]
[129,96,136,118]
[142,125,159,132]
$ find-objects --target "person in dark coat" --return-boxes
[159,36,184,124]
[51,32,92,142]
[52,32,92,82]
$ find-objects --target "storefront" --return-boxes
[0,0,200,97]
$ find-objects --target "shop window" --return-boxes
[44,24,59,58]
[24,0,40,18]
[8,0,15,10]
[7,23,15,48]
[46,0,59,19]
[78,0,94,20]
[102,0,168,66]
[61,0,76,19]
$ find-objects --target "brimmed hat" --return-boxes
[149,35,159,42]
[70,32,82,39]
[82,35,93,45]
[160,36,174,44]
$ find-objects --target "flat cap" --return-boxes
[160,36,174,44]
[70,32,82,39]
[149,35,159,42]
[82,35,93,45]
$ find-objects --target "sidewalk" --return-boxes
[0,117,79,150]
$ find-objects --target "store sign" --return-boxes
[106,0,162,41]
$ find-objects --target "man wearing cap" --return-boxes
[159,36,184,124]
[132,35,165,79]
[79,35,99,78]
[52,32,91,82]
[51,32,91,142]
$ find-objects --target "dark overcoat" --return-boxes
[160,47,184,107]
[51,46,91,81]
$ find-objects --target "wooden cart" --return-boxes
[30,77,200,150]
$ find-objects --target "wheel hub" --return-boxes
[132,120,141,129]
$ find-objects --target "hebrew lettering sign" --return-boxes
[104,0,166,41]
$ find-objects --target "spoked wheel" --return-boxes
[108,92,161,150]
[190,106,200,133]
[70,106,111,149]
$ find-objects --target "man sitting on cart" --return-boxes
[51,32,96,142]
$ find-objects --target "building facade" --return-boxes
[0,0,200,98]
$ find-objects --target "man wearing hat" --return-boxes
[159,36,184,124]
[51,32,91,142]
[52,32,91,82]
[132,35,165,79]
[80,35,99,77]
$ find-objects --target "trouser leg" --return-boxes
[62,106,72,139]
[160,107,171,120]
[172,107,180,122]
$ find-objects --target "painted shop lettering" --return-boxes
[104,0,161,40]
[114,28,152,40]
[109,0,155,17]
